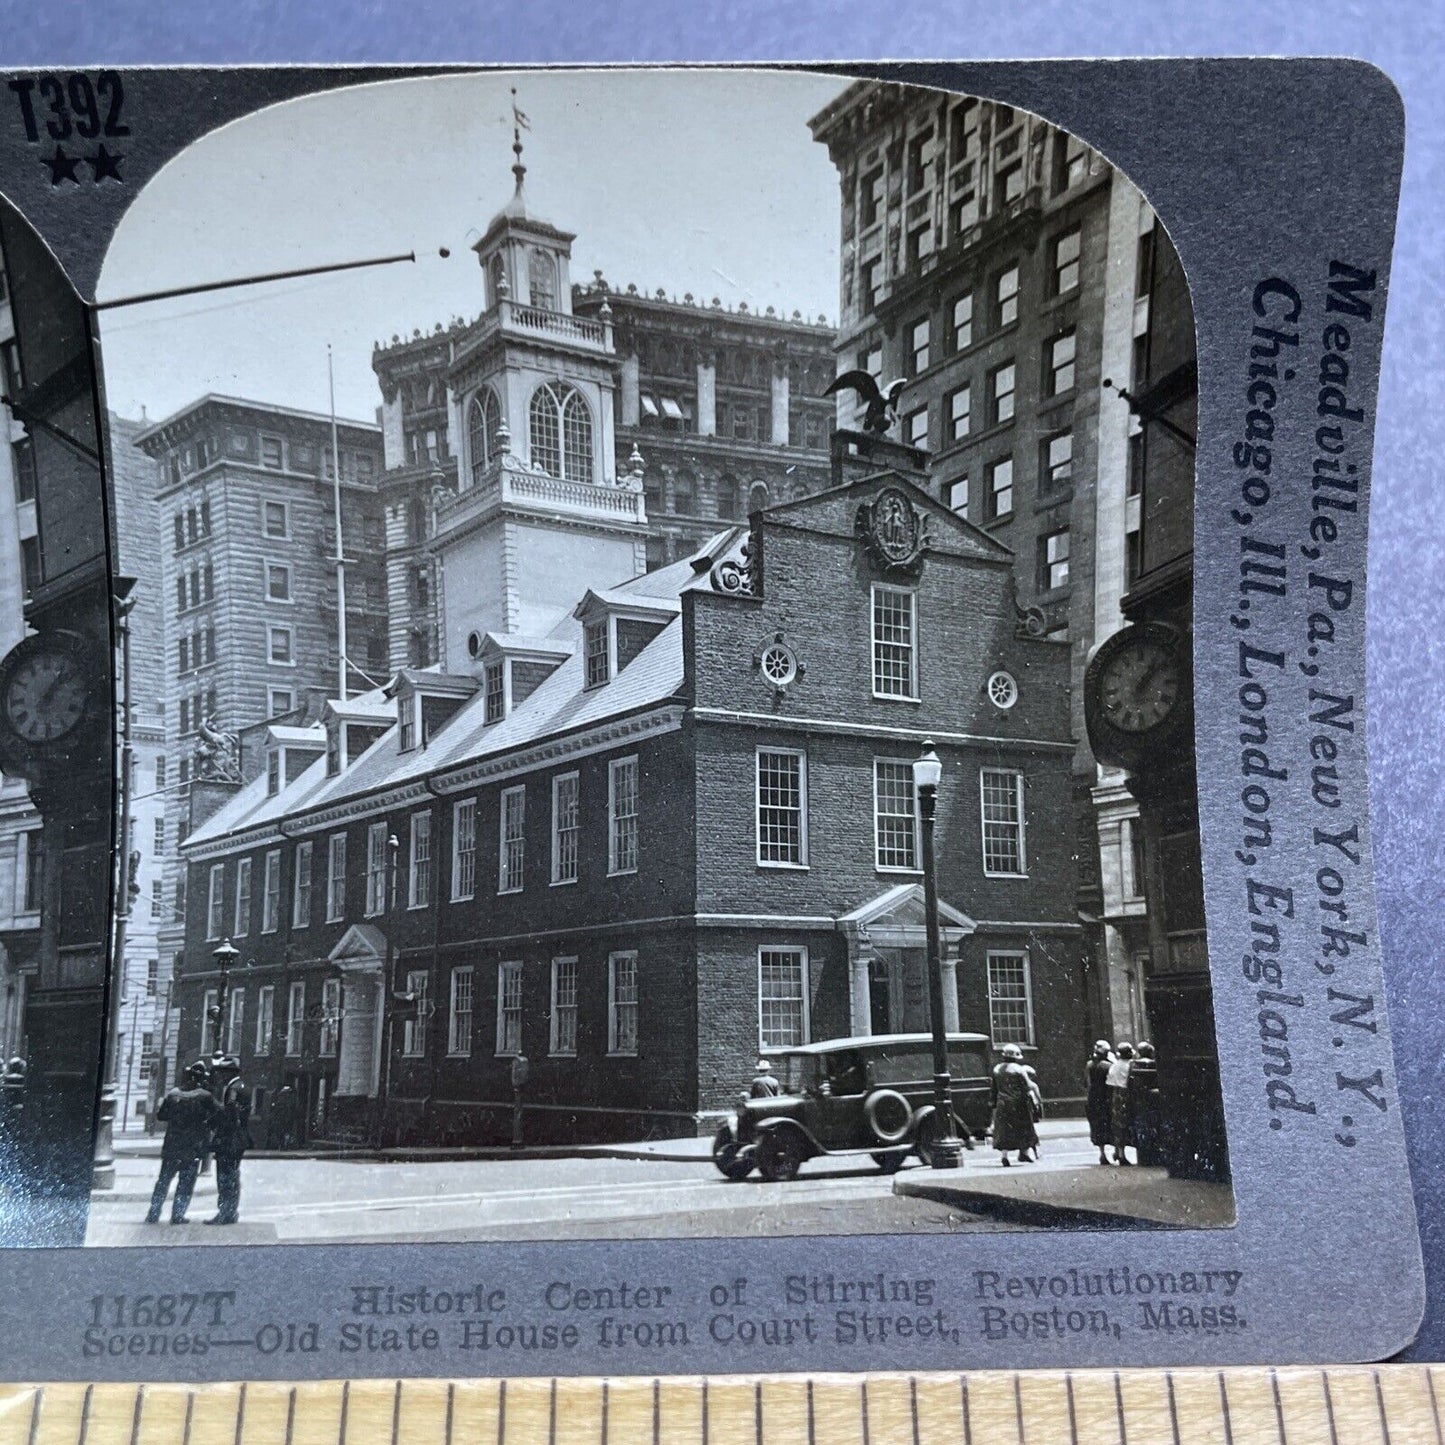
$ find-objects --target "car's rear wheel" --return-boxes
[755,1128,807,1182]
[712,1126,755,1181]
[871,1150,907,1173]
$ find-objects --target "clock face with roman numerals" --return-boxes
[0,633,99,755]
[1097,633,1182,733]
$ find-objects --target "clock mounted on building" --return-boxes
[1083,621,1190,767]
[0,630,105,772]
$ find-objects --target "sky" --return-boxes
[96,69,849,425]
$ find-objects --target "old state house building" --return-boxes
[176,429,1080,1147]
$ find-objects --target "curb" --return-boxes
[894,1176,1173,1231]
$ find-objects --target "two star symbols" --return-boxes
[43,143,122,186]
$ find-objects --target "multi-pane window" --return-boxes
[448,966,474,1056]
[608,756,639,875]
[225,987,245,1056]
[950,98,979,159]
[268,626,293,665]
[408,811,432,909]
[260,437,284,470]
[990,361,1016,424]
[365,822,389,916]
[551,773,579,884]
[326,834,346,921]
[266,751,281,797]
[1053,228,1082,294]
[946,476,969,519]
[859,167,884,228]
[149,879,163,918]
[286,981,305,1056]
[987,950,1035,1045]
[261,849,281,933]
[529,382,593,483]
[997,160,1024,207]
[292,840,312,928]
[987,457,1014,519]
[255,985,274,1055]
[874,760,920,871]
[947,384,971,441]
[871,585,918,699]
[905,406,928,448]
[265,562,291,601]
[995,265,1019,327]
[981,768,1027,876]
[1047,331,1077,395]
[319,978,340,1057]
[153,817,165,854]
[608,951,638,1055]
[401,970,428,1057]
[583,620,610,689]
[496,961,523,1055]
[908,318,930,375]
[950,293,973,351]
[550,957,578,1056]
[263,501,287,537]
[468,387,502,484]
[206,864,225,940]
[233,858,251,936]
[759,946,809,1050]
[1042,431,1074,492]
[499,786,526,893]
[756,748,807,866]
[1041,528,1071,591]
[452,799,477,900]
[483,661,505,723]
[146,958,158,996]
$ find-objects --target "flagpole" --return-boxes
[328,345,348,700]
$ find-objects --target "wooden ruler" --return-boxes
[0,1366,1440,1444]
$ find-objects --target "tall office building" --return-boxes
[810,81,1190,1047]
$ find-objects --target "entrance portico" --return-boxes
[838,884,976,1037]
[329,923,388,1099]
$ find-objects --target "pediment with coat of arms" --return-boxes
[855,486,930,576]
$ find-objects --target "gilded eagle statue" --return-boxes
[824,370,907,437]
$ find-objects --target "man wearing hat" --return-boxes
[145,1060,221,1225]
[749,1059,782,1099]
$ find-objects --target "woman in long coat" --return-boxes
[206,1070,252,1226]
[1085,1040,1115,1165]
[990,1044,1041,1166]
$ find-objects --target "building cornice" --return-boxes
[691,707,1074,754]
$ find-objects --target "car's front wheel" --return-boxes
[712,1126,755,1181]
[755,1128,807,1182]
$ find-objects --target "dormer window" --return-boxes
[266,750,281,797]
[584,620,610,690]
[399,694,417,752]
[326,729,341,776]
[484,661,506,723]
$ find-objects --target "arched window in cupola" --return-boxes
[528,248,557,311]
[468,386,502,486]
[529,382,593,483]
[488,254,506,309]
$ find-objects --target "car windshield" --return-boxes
[774,1054,815,1092]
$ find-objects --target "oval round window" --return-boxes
[467,631,483,659]
[987,670,1018,709]
[760,642,798,689]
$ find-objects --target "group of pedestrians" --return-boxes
[145,1056,252,1226]
[1085,1038,1158,1166]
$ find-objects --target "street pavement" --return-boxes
[84,1122,1111,1246]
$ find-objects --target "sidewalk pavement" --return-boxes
[895,1160,1235,1230]
[110,1117,1091,1167]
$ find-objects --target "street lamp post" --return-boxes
[209,938,240,1064]
[914,742,964,1170]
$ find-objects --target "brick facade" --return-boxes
[177,464,1079,1145]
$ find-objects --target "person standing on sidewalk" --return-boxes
[1106,1041,1136,1165]
[1085,1040,1115,1165]
[749,1059,781,1098]
[990,1043,1041,1166]
[145,1061,219,1224]
[206,1059,251,1226]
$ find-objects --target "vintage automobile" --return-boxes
[712,1033,995,1182]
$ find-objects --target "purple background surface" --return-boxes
[0,0,1441,1360]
